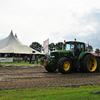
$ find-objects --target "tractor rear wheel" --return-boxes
[81,54,97,73]
[58,57,72,74]
[45,65,57,72]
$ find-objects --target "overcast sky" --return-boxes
[0,0,100,50]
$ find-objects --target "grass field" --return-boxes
[0,84,100,100]
[0,61,40,66]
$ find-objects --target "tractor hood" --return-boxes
[50,50,73,59]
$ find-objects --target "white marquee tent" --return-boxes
[0,44,43,54]
[0,31,44,55]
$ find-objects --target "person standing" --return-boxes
[38,55,41,58]
[18,54,21,63]
[29,54,32,64]
[41,56,44,65]
[7,53,10,57]
[32,54,35,64]
[44,55,47,60]
[4,54,8,58]
[36,55,39,64]
[24,55,27,63]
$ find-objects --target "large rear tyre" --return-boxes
[45,65,57,72]
[81,54,97,73]
[58,57,72,74]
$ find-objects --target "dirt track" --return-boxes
[0,67,100,89]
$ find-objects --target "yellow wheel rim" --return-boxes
[63,61,70,71]
[87,57,97,72]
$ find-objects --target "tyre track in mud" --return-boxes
[0,67,100,90]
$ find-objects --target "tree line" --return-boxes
[30,42,63,53]
[30,42,98,53]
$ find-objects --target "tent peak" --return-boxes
[10,30,13,35]
[15,34,17,38]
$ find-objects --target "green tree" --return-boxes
[95,49,100,53]
[48,43,55,51]
[55,42,63,50]
[86,44,93,52]
[30,42,42,52]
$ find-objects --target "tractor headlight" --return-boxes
[50,56,55,59]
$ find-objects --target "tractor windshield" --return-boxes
[66,43,74,51]
[63,42,85,53]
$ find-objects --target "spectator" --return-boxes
[38,55,41,58]
[24,55,27,63]
[4,54,8,58]
[32,54,35,64]
[29,53,32,64]
[36,55,39,64]
[7,53,10,57]
[41,56,44,60]
[18,54,21,63]
[41,56,44,65]
[44,55,47,60]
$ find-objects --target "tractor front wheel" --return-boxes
[81,54,97,73]
[58,57,72,74]
[45,65,57,72]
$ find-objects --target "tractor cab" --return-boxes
[63,39,85,56]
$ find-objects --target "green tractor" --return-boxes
[45,39,98,74]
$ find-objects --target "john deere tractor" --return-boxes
[45,39,98,74]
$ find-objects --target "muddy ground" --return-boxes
[0,67,100,89]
